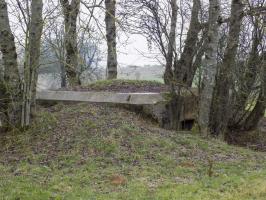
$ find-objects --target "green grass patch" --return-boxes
[86,79,163,89]
[0,103,266,199]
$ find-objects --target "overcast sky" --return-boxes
[6,0,173,68]
[117,34,162,67]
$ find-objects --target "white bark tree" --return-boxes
[198,0,221,137]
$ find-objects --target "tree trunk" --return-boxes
[174,0,202,86]
[163,0,178,84]
[198,0,220,137]
[229,19,262,128]
[0,0,21,129]
[105,0,118,80]
[242,93,265,131]
[237,52,266,131]
[60,0,80,86]
[0,78,8,131]
[60,63,67,88]
[210,0,244,137]
[164,0,203,129]
[21,0,43,127]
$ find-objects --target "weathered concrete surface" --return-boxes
[142,94,198,130]
[36,90,165,105]
[37,90,198,130]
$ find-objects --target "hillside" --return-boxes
[1,103,266,199]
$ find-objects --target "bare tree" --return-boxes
[230,15,265,132]
[162,0,177,84]
[174,0,202,86]
[163,0,178,84]
[0,0,21,129]
[21,0,43,127]
[198,0,221,137]
[209,0,244,137]
[60,0,80,86]
[0,0,44,129]
[242,55,265,131]
[105,0,117,79]
[121,0,206,88]
[44,24,67,88]
[236,1,265,130]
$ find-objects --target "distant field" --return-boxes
[119,65,164,83]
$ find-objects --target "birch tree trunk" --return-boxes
[209,0,244,136]
[163,0,178,84]
[60,0,80,85]
[105,0,117,80]
[21,0,43,127]
[0,0,21,129]
[198,0,220,137]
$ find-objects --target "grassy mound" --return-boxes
[0,103,266,199]
[70,79,169,92]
